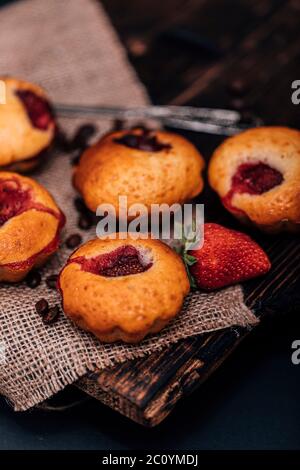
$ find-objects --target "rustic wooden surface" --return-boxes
[78,0,300,426]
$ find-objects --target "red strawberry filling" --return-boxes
[0,177,63,226]
[222,162,283,213]
[70,245,153,277]
[114,129,172,152]
[231,162,283,195]
[16,90,54,130]
[0,179,31,226]
[0,177,65,270]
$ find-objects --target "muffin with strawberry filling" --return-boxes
[58,235,190,343]
[0,172,65,282]
[0,77,55,172]
[208,127,300,232]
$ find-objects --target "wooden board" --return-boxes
[78,0,300,426]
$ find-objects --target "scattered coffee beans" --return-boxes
[112,119,124,131]
[42,305,60,325]
[26,270,41,288]
[35,298,49,316]
[78,213,93,230]
[72,124,97,150]
[46,274,59,290]
[55,128,72,152]
[66,233,82,249]
[71,152,82,166]
[74,196,88,214]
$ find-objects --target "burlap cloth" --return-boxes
[0,0,258,411]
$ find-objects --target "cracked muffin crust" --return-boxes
[58,235,190,343]
[208,127,300,232]
[0,77,55,172]
[0,172,65,282]
[73,128,205,218]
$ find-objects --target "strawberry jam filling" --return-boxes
[16,89,54,130]
[0,179,31,226]
[230,162,283,195]
[0,178,63,226]
[0,178,65,270]
[114,129,172,152]
[222,162,283,213]
[70,245,152,277]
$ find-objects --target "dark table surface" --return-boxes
[0,0,299,450]
[1,313,299,450]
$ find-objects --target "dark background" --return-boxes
[0,0,299,450]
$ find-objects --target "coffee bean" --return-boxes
[55,128,72,152]
[66,233,82,249]
[74,197,88,214]
[72,124,97,149]
[46,274,59,290]
[35,298,49,316]
[42,305,60,325]
[71,152,82,166]
[78,213,93,230]
[26,270,41,288]
[112,119,124,131]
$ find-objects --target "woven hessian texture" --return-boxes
[0,0,258,411]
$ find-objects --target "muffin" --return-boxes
[208,127,300,232]
[58,235,190,343]
[0,172,65,282]
[73,128,205,218]
[0,77,55,171]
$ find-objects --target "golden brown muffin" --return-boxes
[0,172,65,282]
[0,77,56,171]
[73,128,205,218]
[208,127,300,233]
[58,235,190,343]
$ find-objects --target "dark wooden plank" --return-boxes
[78,237,300,426]
[78,0,300,426]
[102,0,286,103]
[169,0,300,106]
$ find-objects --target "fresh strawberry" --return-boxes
[186,223,271,290]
